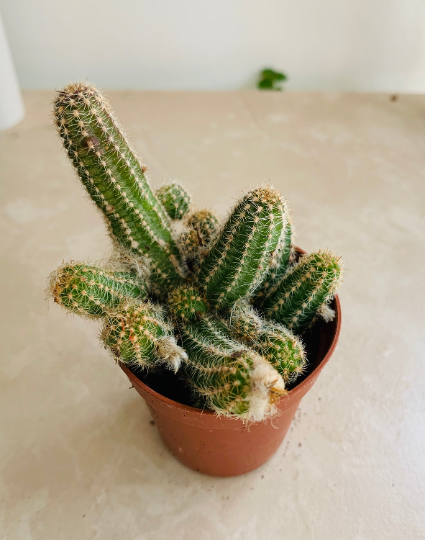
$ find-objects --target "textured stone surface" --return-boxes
[1,91,424,539]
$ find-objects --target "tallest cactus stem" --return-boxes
[53,82,184,291]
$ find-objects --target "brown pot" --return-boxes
[121,293,341,477]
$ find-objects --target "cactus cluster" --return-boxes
[49,82,343,423]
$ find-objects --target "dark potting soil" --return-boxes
[130,364,204,408]
[129,296,338,409]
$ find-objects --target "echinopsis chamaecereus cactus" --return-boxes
[101,301,187,372]
[49,81,343,423]
[261,250,343,333]
[168,286,285,420]
[254,220,294,304]
[178,316,285,420]
[156,182,191,220]
[49,262,147,317]
[197,186,289,310]
[53,83,184,293]
[229,302,306,383]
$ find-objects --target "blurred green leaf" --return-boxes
[258,67,288,91]
[261,69,278,80]
[258,79,274,89]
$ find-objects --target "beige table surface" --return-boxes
[1,91,424,540]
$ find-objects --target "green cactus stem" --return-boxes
[229,302,306,382]
[49,262,147,317]
[255,220,293,304]
[168,286,285,421]
[53,83,184,291]
[197,185,289,310]
[262,250,343,333]
[156,182,191,220]
[179,316,285,421]
[186,209,220,247]
[102,301,187,372]
[168,285,209,321]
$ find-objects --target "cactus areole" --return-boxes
[49,82,344,426]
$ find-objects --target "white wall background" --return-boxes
[1,0,425,92]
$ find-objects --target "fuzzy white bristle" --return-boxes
[246,354,285,422]
[156,336,187,372]
[318,303,335,322]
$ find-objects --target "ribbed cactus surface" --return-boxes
[263,250,343,333]
[255,220,293,303]
[198,186,289,309]
[156,182,191,220]
[230,302,306,382]
[53,83,183,290]
[50,262,146,317]
[102,302,187,371]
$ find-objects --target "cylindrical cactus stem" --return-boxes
[197,185,289,310]
[49,262,147,317]
[186,209,220,247]
[156,182,191,220]
[101,302,187,372]
[229,302,306,382]
[53,83,184,291]
[168,286,285,421]
[254,220,294,304]
[262,250,343,333]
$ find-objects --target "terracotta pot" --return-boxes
[121,292,341,477]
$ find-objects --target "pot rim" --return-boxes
[123,293,341,418]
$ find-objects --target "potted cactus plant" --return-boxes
[49,82,343,476]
